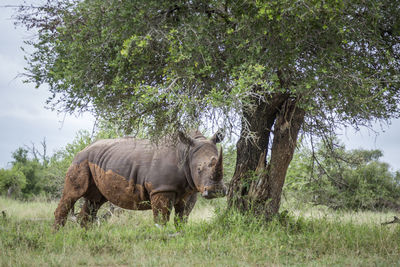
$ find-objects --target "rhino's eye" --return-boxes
[208,157,217,167]
[197,164,204,173]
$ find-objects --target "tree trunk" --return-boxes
[227,96,305,220]
[227,93,287,209]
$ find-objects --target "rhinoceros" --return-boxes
[54,130,226,228]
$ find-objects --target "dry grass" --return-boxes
[291,205,399,225]
[0,197,57,221]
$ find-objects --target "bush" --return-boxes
[0,167,26,198]
[285,140,400,211]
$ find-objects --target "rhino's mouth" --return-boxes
[201,187,227,199]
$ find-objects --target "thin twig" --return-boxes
[381,216,400,226]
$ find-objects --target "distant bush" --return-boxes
[285,140,400,211]
[0,167,26,198]
[0,147,45,199]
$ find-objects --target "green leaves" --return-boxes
[15,0,400,137]
[121,34,153,57]
[0,168,27,192]
[285,140,400,211]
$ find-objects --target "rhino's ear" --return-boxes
[211,129,225,144]
[178,131,195,146]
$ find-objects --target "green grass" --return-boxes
[1,196,399,266]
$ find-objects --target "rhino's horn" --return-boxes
[214,147,223,180]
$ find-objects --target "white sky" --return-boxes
[0,2,399,170]
[0,1,95,168]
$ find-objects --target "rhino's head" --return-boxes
[179,130,227,199]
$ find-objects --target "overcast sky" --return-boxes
[0,2,399,171]
[0,1,95,168]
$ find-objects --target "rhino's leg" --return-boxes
[174,193,198,229]
[79,183,107,227]
[150,192,176,225]
[79,197,107,227]
[54,162,91,229]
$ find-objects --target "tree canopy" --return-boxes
[16,0,400,135]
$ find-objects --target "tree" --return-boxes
[0,167,26,198]
[0,147,42,198]
[11,147,44,197]
[15,0,400,219]
[4,143,52,199]
[285,141,400,211]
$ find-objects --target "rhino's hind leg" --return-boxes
[54,161,91,229]
[79,185,107,227]
[54,196,78,229]
[151,192,176,226]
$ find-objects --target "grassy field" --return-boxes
[1,196,399,267]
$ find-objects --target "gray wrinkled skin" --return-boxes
[54,130,226,229]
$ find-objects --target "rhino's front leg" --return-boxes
[150,192,176,225]
[174,193,197,229]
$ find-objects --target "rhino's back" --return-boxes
[73,138,157,182]
[71,137,189,209]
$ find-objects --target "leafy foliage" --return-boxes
[0,168,26,197]
[1,147,45,199]
[221,144,236,183]
[14,0,400,136]
[285,140,400,211]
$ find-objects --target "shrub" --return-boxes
[285,141,400,211]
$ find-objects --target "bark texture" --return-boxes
[227,94,305,220]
